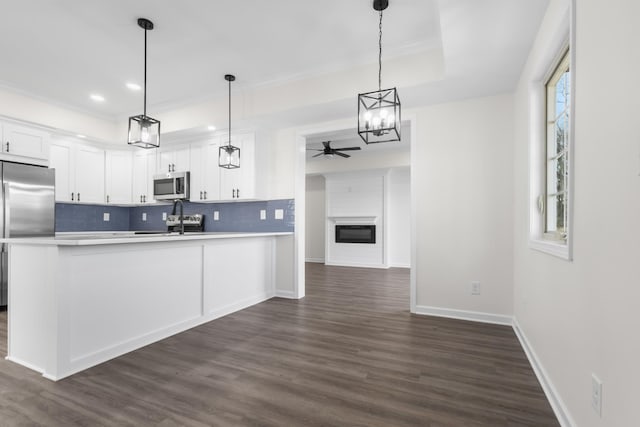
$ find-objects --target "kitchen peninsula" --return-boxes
[2,231,292,381]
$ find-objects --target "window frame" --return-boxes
[527,3,575,261]
[543,49,570,242]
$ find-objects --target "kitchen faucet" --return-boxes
[172,199,185,235]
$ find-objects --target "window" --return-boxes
[544,50,570,241]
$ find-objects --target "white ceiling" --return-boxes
[0,0,549,125]
[0,0,441,119]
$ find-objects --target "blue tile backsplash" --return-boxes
[55,199,295,233]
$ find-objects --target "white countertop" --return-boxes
[0,231,293,246]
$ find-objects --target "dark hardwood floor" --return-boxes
[0,263,559,426]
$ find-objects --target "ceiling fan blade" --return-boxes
[312,153,324,158]
[322,141,331,149]
[334,151,350,158]
[333,147,361,151]
[306,148,323,151]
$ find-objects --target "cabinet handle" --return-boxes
[71,192,74,201]
[78,193,80,202]
[143,195,146,203]
[107,195,110,203]
[236,188,239,198]
[199,191,203,200]
[5,141,9,152]
[173,163,176,172]
[232,189,235,198]
[204,191,207,199]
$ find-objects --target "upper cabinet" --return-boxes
[158,146,189,174]
[132,150,157,204]
[219,133,256,200]
[105,151,133,204]
[0,122,50,164]
[49,140,105,203]
[189,138,220,202]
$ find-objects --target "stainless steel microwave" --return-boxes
[153,171,190,200]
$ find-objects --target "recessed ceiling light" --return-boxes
[76,134,86,138]
[90,93,105,102]
[207,125,216,131]
[126,82,141,91]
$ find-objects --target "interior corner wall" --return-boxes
[512,0,640,426]
[305,175,326,262]
[388,167,411,268]
[412,93,515,316]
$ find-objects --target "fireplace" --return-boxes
[335,225,376,244]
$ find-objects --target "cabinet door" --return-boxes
[159,147,190,173]
[202,142,221,201]
[49,142,74,202]
[74,146,105,203]
[219,133,255,200]
[2,123,49,160]
[133,151,155,204]
[105,151,133,204]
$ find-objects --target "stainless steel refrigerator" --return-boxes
[0,162,55,307]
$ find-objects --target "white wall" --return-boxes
[305,175,325,262]
[512,1,640,426]
[388,167,411,268]
[412,94,515,317]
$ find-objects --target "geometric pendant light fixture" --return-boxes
[219,74,240,169]
[128,18,161,149]
[357,0,401,144]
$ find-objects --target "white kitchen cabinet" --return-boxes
[105,151,133,204]
[49,142,74,202]
[158,146,190,174]
[132,150,157,204]
[219,133,256,200]
[74,145,105,203]
[49,140,104,203]
[189,138,220,202]
[1,122,50,161]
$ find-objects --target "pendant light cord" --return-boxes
[228,78,231,148]
[143,27,147,117]
[378,9,383,92]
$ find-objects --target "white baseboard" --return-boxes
[305,258,325,263]
[390,263,411,268]
[512,318,575,427]
[324,261,389,269]
[274,290,298,299]
[414,305,512,326]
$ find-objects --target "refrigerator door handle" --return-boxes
[3,183,9,239]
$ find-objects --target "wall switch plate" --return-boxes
[103,213,110,222]
[142,212,147,222]
[471,281,481,295]
[275,209,284,220]
[592,374,602,417]
[214,211,219,221]
[260,209,266,220]
[162,212,167,221]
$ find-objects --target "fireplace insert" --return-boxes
[335,225,376,244]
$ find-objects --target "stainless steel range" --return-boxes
[166,214,204,233]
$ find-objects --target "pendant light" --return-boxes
[219,74,240,169]
[357,0,401,144]
[128,18,160,149]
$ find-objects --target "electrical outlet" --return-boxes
[103,213,110,222]
[471,281,481,295]
[260,209,266,220]
[592,374,602,417]
[214,211,219,221]
[162,212,167,221]
[142,212,147,222]
[274,209,284,220]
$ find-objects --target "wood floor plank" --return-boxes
[0,264,559,426]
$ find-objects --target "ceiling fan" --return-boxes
[308,141,361,158]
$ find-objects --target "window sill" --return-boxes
[529,238,572,261]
